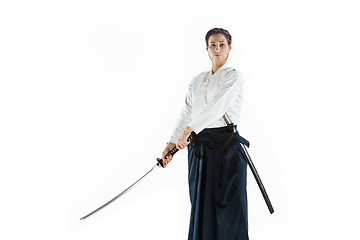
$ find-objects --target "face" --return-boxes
[206,33,231,63]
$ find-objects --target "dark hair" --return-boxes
[205,28,232,46]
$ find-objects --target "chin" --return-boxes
[213,58,224,63]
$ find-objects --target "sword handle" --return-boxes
[157,136,191,168]
[157,146,179,168]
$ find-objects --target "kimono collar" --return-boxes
[209,62,230,77]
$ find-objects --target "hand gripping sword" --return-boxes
[80,146,179,220]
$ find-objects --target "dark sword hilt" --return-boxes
[157,137,191,168]
[157,146,179,168]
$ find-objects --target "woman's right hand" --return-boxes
[162,142,176,166]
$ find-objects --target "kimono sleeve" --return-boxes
[168,79,193,144]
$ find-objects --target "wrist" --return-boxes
[185,126,193,135]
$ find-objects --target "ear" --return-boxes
[229,45,232,51]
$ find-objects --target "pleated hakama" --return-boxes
[187,125,250,240]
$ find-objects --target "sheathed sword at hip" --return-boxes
[224,113,274,214]
[239,142,274,214]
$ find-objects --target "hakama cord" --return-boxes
[187,126,250,240]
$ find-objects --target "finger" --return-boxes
[163,153,170,162]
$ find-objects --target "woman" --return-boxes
[162,28,250,240]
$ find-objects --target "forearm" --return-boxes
[183,126,193,136]
[176,126,193,149]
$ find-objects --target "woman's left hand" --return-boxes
[177,126,193,149]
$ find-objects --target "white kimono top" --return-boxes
[169,62,245,144]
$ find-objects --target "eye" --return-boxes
[220,43,225,47]
[210,44,216,47]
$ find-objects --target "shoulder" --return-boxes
[222,66,244,84]
[190,71,208,85]
[223,65,243,77]
[194,71,208,80]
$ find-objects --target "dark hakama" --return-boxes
[187,125,250,240]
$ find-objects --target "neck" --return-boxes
[212,61,227,74]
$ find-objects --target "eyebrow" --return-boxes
[210,41,225,43]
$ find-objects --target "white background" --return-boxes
[1,0,359,239]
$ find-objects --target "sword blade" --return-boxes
[80,163,161,220]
